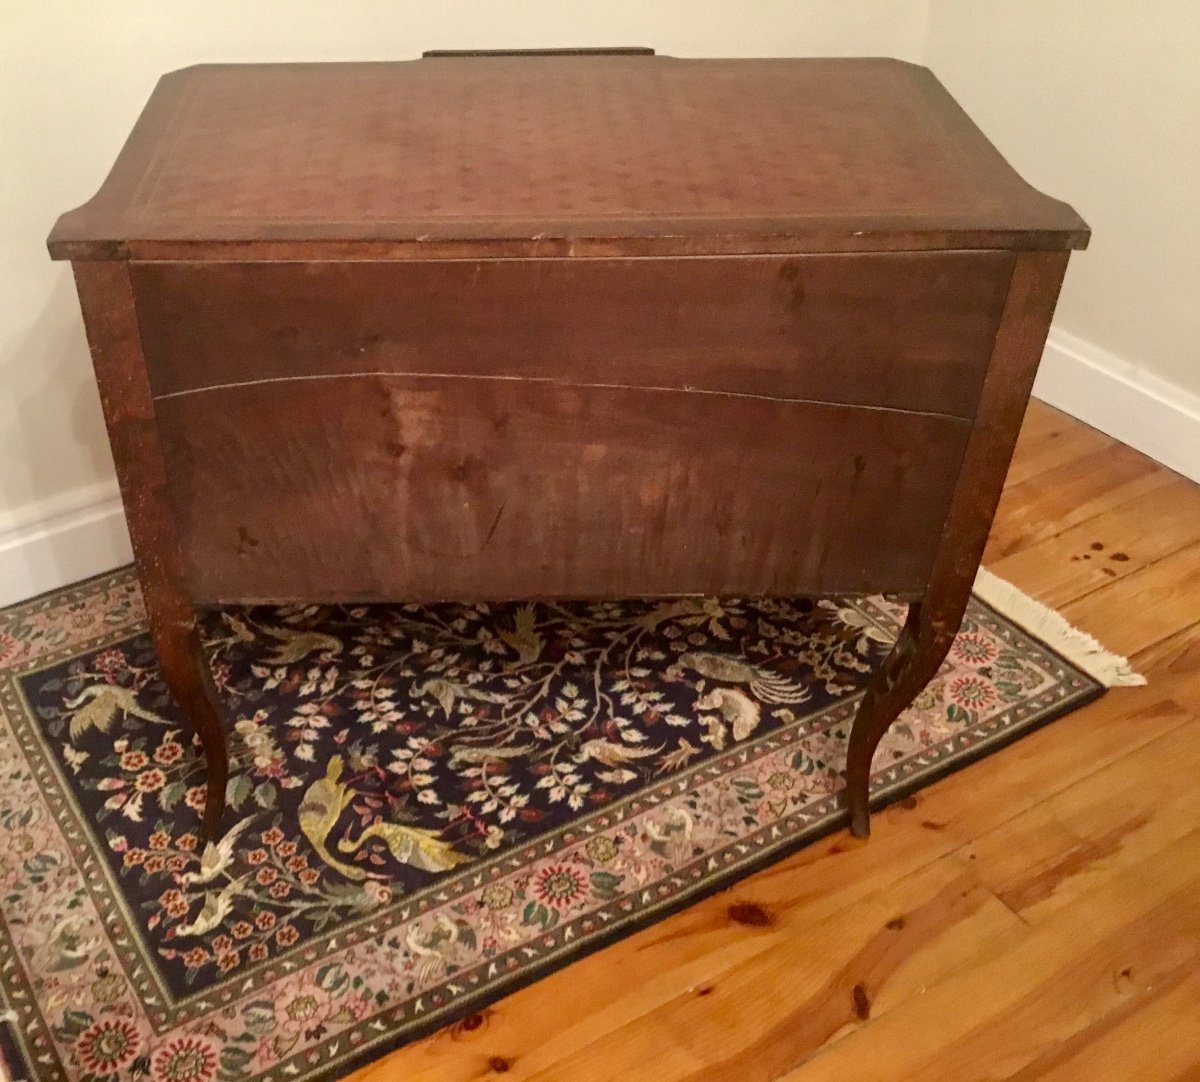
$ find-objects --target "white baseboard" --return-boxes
[1,326,1196,608]
[1034,327,1200,484]
[0,480,132,608]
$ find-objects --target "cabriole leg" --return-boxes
[144,592,229,842]
[844,598,961,838]
[845,250,1072,838]
[71,261,230,843]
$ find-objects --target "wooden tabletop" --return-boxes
[48,54,1088,261]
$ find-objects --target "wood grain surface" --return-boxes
[129,250,1025,606]
[47,56,1089,261]
[131,252,1013,417]
[155,377,970,605]
[342,402,1200,1081]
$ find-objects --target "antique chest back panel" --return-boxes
[131,251,1010,602]
[50,52,1088,840]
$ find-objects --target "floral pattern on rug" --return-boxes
[0,569,1102,1082]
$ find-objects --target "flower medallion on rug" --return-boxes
[0,569,1105,1081]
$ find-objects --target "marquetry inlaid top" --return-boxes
[48,54,1088,260]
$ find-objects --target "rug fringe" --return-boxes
[973,566,1146,688]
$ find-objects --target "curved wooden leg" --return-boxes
[845,599,959,838]
[72,264,231,843]
[145,593,229,843]
[842,251,1073,838]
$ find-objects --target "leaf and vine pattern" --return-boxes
[26,594,889,990]
[1,572,1101,1081]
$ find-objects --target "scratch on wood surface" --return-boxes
[482,501,506,550]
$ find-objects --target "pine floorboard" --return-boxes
[345,400,1200,1082]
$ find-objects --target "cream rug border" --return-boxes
[974,566,1145,688]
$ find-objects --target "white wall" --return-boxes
[925,1,1200,480]
[4,2,1198,603]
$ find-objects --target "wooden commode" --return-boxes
[48,49,1089,842]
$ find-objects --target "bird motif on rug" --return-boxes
[695,687,762,741]
[257,623,343,666]
[576,738,663,766]
[297,755,385,882]
[338,820,472,873]
[449,742,536,767]
[417,677,509,717]
[635,598,708,630]
[498,604,544,665]
[671,651,811,705]
[181,815,256,887]
[646,807,695,867]
[405,913,478,982]
[174,874,251,937]
[63,684,168,741]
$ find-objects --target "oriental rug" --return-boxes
[0,567,1140,1081]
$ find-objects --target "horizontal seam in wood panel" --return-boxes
[151,370,977,420]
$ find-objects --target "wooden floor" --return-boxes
[347,401,1200,1082]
